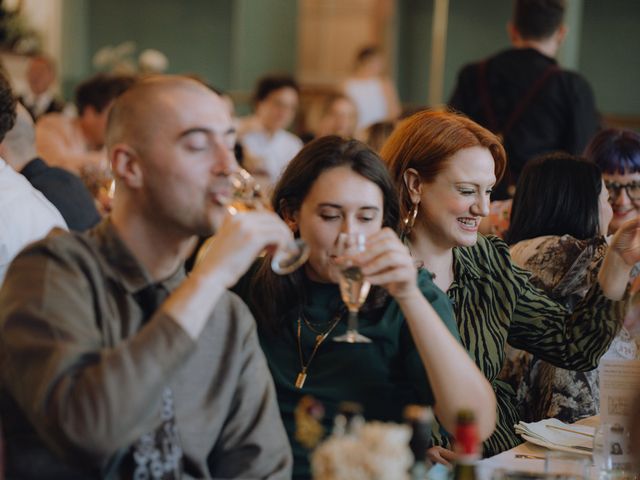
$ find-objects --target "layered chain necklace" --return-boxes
[295,308,344,389]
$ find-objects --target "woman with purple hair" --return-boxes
[585,129,640,235]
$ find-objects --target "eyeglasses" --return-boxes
[605,180,640,201]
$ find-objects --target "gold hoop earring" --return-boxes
[402,202,419,239]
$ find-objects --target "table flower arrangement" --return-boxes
[311,421,414,480]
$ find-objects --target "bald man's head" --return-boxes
[106,75,221,155]
[106,75,237,238]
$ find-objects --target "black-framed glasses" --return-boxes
[605,181,640,201]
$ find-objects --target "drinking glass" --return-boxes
[544,451,589,480]
[219,168,310,275]
[333,232,372,343]
[593,423,637,480]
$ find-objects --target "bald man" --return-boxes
[0,76,293,479]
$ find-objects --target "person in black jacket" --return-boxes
[448,0,599,200]
[0,102,100,231]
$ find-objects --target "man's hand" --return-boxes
[163,210,293,340]
[193,210,294,288]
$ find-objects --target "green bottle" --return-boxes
[404,405,433,480]
[452,410,480,480]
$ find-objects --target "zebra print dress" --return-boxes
[432,235,625,457]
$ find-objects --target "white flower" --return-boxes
[138,49,169,73]
[93,46,116,69]
[311,421,413,480]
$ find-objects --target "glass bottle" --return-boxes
[332,401,365,437]
[0,417,4,480]
[404,405,433,480]
[452,410,480,480]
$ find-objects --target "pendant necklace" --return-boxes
[295,309,343,389]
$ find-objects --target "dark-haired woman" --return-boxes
[500,152,621,423]
[234,136,496,478]
[380,110,639,462]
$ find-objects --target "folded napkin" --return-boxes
[515,418,595,456]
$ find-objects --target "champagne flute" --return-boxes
[215,168,310,275]
[333,232,372,343]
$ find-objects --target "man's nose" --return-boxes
[217,145,238,175]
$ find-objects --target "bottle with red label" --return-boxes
[452,410,480,480]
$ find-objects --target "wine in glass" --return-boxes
[203,168,310,275]
[333,232,372,343]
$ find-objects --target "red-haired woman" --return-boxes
[381,109,639,461]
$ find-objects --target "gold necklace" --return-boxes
[295,310,343,389]
[302,314,334,335]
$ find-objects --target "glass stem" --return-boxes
[347,310,359,332]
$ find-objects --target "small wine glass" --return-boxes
[218,168,310,275]
[333,232,372,343]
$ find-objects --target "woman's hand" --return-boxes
[599,216,640,301]
[427,446,458,467]
[357,228,420,301]
[609,216,640,267]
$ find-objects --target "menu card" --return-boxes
[600,359,640,425]
[598,359,640,470]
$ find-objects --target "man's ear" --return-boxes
[111,145,143,188]
[507,22,520,45]
[555,24,568,45]
[403,168,422,203]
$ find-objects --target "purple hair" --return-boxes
[584,128,640,175]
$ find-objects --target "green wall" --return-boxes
[230,0,299,93]
[86,0,233,88]
[580,0,640,116]
[60,0,298,107]
[396,0,434,108]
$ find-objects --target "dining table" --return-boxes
[475,416,600,480]
[427,416,601,480]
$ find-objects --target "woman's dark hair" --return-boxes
[247,135,400,332]
[505,152,604,245]
[584,128,640,175]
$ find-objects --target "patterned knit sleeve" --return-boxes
[500,236,626,371]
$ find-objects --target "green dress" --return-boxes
[236,268,458,479]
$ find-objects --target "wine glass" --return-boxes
[218,168,310,275]
[544,451,589,480]
[333,232,372,343]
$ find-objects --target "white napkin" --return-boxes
[515,418,595,456]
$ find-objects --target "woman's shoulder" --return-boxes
[416,267,446,298]
[415,268,456,322]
